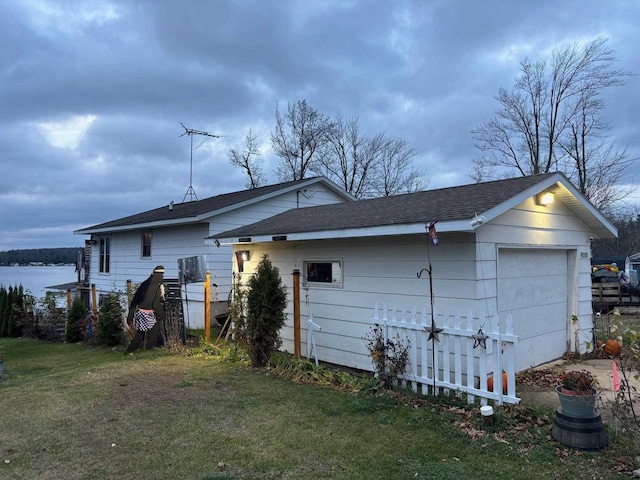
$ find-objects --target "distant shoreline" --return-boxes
[0,264,76,267]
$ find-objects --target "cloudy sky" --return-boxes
[1,0,639,251]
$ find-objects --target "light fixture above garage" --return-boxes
[535,191,555,206]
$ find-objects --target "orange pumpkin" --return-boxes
[487,372,509,394]
[604,339,622,357]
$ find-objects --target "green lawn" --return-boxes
[0,338,631,479]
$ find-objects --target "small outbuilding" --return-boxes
[215,172,617,372]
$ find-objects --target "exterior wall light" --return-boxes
[535,191,555,206]
[235,250,250,273]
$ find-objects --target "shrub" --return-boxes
[97,293,125,346]
[65,297,87,343]
[229,273,248,349]
[245,254,287,367]
[364,324,410,390]
[559,370,595,393]
[0,285,26,338]
[608,309,640,464]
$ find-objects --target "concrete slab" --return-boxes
[517,358,639,424]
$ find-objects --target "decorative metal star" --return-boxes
[424,325,444,342]
[472,328,489,349]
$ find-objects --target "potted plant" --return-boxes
[559,370,595,394]
[556,370,598,418]
[552,369,608,449]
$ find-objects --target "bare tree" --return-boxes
[370,137,427,197]
[591,207,640,258]
[312,114,374,198]
[227,129,265,189]
[271,100,334,182]
[468,158,496,183]
[313,114,428,198]
[472,36,633,211]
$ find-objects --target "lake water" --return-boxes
[0,265,77,298]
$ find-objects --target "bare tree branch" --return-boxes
[227,129,265,189]
[472,35,634,211]
[270,100,333,181]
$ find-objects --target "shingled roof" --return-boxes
[75,177,352,234]
[215,172,616,241]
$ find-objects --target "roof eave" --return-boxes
[74,217,201,235]
[211,219,476,245]
[473,172,617,239]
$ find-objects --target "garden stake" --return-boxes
[417,221,441,395]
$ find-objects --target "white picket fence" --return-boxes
[371,304,520,405]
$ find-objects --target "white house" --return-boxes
[214,173,617,373]
[74,177,355,328]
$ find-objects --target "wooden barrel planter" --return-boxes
[552,408,608,450]
[553,386,608,450]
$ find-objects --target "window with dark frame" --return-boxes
[99,237,110,274]
[141,232,152,258]
[304,260,342,287]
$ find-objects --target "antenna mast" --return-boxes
[179,122,222,202]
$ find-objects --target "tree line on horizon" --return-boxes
[0,248,81,266]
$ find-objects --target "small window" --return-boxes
[99,237,111,274]
[304,260,342,287]
[141,232,152,258]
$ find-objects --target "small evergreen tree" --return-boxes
[8,285,25,338]
[246,254,287,367]
[1,286,13,337]
[66,297,87,343]
[97,293,125,346]
[0,287,6,337]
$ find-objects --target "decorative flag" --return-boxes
[613,360,620,391]
[427,221,439,246]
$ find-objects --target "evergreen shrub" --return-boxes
[246,254,287,367]
[65,297,86,343]
[97,293,125,346]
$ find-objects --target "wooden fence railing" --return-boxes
[371,304,520,405]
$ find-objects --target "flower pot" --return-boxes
[556,386,597,418]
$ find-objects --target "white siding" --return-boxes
[237,196,596,371]
[84,182,349,328]
[236,234,478,370]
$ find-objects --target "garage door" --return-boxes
[498,249,568,371]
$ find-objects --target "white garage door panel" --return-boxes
[499,249,568,371]
[499,274,567,310]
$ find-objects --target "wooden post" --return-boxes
[293,269,301,356]
[204,271,211,343]
[66,289,72,309]
[91,284,97,315]
[126,279,132,304]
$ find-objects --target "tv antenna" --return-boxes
[179,122,222,202]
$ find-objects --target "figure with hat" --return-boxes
[125,265,166,353]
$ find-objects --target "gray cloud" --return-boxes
[1,0,638,250]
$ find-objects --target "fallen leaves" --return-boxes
[516,368,563,389]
